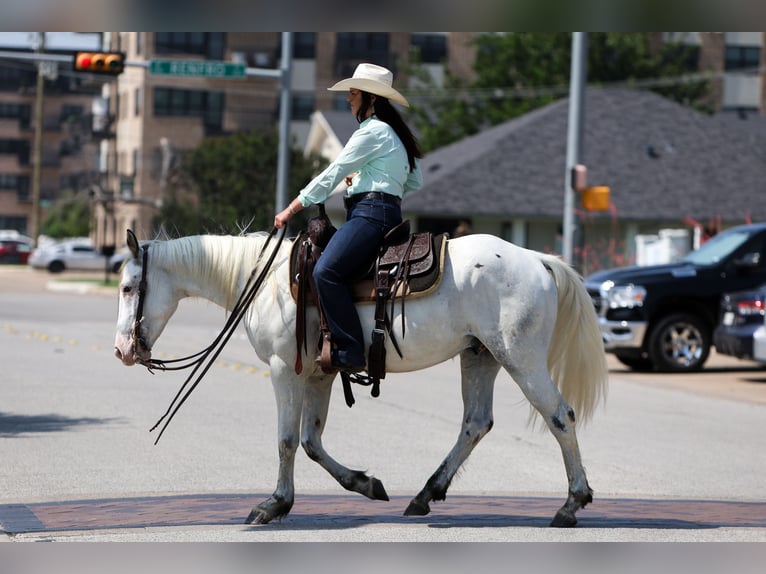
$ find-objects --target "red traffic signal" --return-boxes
[73,51,125,75]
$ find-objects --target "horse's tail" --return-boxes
[538,253,608,425]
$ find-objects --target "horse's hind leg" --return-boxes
[405,347,500,516]
[300,373,389,501]
[512,366,592,527]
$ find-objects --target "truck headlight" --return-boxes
[601,281,647,309]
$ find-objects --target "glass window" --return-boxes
[725,45,761,70]
[155,32,220,57]
[291,93,315,121]
[411,34,447,64]
[293,33,316,59]
[153,87,223,130]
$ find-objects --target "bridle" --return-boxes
[131,243,150,360]
[129,227,286,444]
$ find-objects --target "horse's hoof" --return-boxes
[404,499,430,516]
[370,477,389,501]
[245,508,271,525]
[550,509,577,528]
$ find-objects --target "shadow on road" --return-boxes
[0,411,119,437]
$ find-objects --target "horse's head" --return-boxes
[114,230,179,366]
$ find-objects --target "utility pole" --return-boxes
[562,32,587,266]
[275,32,293,212]
[30,32,45,246]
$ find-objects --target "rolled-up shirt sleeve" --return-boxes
[297,129,384,207]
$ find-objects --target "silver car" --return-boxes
[28,240,112,273]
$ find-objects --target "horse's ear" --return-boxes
[127,229,140,259]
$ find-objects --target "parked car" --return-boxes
[713,284,766,360]
[585,222,766,372]
[28,240,122,273]
[0,237,33,264]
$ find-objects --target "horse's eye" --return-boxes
[122,285,132,294]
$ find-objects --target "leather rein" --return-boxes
[132,227,286,444]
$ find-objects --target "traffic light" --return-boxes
[73,51,125,75]
[581,186,611,212]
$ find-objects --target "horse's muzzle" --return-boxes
[114,334,151,366]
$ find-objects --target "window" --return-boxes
[0,215,27,231]
[411,34,448,64]
[0,103,32,129]
[293,33,316,59]
[335,33,390,75]
[60,105,83,124]
[0,174,30,196]
[134,87,141,116]
[0,65,36,93]
[0,139,31,165]
[155,32,225,60]
[725,45,761,71]
[153,87,224,130]
[291,93,315,121]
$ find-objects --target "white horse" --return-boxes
[113,229,607,527]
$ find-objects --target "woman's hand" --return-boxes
[274,202,301,229]
[344,172,358,187]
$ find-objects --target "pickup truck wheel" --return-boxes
[648,313,710,372]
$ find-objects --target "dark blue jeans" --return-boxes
[312,196,402,366]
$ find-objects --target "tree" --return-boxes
[41,191,91,238]
[157,129,327,236]
[407,33,711,152]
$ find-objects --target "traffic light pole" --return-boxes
[30,33,45,247]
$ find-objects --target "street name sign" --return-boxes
[149,59,246,79]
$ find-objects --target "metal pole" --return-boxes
[30,33,45,246]
[275,32,293,212]
[562,32,587,266]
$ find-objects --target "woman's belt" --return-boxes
[343,191,401,210]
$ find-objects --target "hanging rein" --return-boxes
[132,227,286,444]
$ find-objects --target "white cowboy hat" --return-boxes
[327,63,409,107]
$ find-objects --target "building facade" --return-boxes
[0,32,102,239]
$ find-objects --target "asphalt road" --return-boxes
[1,265,765,548]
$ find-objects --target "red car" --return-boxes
[0,238,33,264]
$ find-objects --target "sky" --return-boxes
[0,32,100,50]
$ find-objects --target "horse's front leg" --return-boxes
[300,373,389,501]
[405,348,500,516]
[245,361,304,524]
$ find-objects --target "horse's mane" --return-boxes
[149,232,294,310]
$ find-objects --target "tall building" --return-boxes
[0,32,102,238]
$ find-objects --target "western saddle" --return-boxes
[289,205,447,407]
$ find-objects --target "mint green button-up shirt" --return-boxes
[297,116,422,208]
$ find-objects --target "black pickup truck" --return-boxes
[584,222,766,372]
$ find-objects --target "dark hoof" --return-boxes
[370,477,389,501]
[245,508,270,525]
[550,509,577,528]
[403,499,430,516]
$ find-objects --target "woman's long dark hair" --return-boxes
[357,91,422,172]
